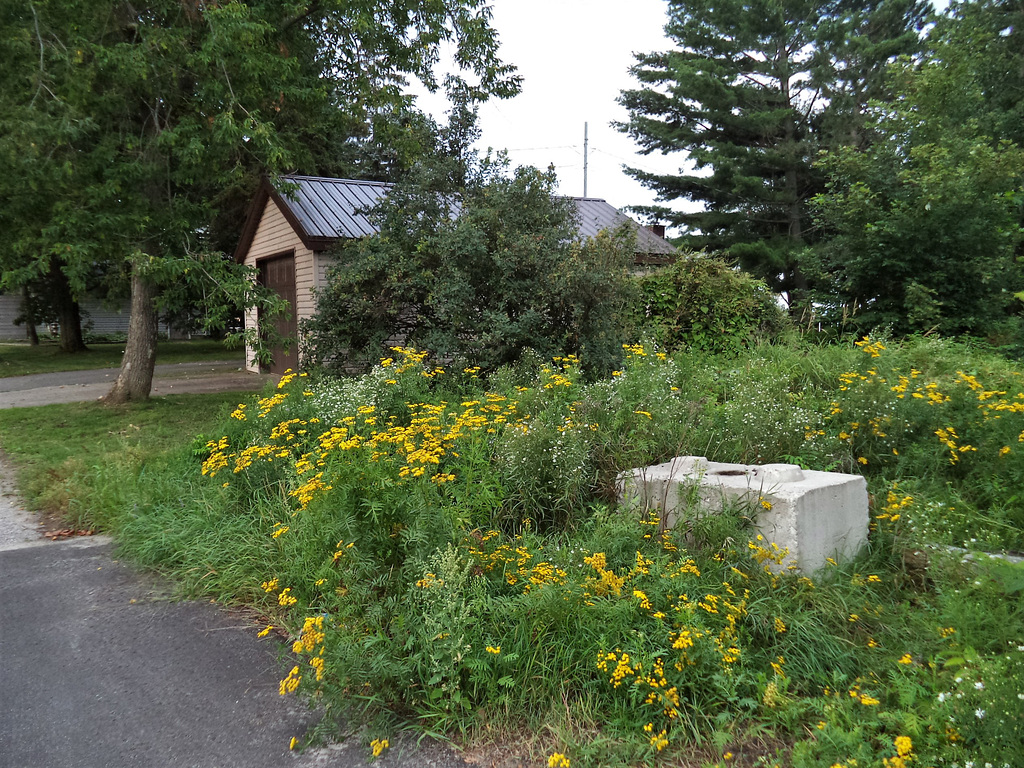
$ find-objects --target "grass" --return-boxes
[0,392,251,518]
[1,339,1022,766]
[0,339,244,378]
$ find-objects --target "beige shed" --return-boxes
[234,174,676,374]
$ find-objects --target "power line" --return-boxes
[505,144,579,152]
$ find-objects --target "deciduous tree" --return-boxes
[303,154,637,377]
[808,15,1024,337]
[1,0,518,401]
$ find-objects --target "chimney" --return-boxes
[647,224,666,239]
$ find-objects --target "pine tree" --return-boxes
[618,0,927,308]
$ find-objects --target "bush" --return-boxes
[632,253,789,355]
[302,160,636,379]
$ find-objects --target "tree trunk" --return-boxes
[20,285,39,346]
[49,256,87,353]
[103,265,159,404]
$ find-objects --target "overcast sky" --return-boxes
[412,0,682,219]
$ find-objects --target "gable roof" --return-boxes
[235,174,676,262]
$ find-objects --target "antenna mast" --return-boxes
[583,122,589,197]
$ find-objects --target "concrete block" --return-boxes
[618,456,868,573]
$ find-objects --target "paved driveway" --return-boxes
[0,367,477,767]
[0,360,271,409]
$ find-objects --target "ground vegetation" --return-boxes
[3,337,1022,766]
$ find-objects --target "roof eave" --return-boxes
[234,176,338,262]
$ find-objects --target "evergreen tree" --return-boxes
[617,0,927,309]
[934,0,1024,147]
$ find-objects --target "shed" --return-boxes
[234,174,676,373]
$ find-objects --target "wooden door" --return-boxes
[258,253,298,375]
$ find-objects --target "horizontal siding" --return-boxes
[314,252,336,291]
[80,298,131,335]
[0,293,177,341]
[0,294,45,341]
[246,199,304,266]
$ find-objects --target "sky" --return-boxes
[411,0,682,219]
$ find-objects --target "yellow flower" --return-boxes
[485,645,501,654]
[897,653,913,665]
[859,694,880,706]
[548,752,571,768]
[648,728,669,751]
[289,737,298,750]
[278,666,301,695]
[894,735,912,757]
[370,738,389,757]
[258,624,273,638]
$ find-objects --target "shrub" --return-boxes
[632,253,789,355]
[302,160,636,379]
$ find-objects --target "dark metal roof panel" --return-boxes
[269,176,675,257]
[569,197,676,255]
[276,175,391,240]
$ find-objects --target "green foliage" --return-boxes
[302,159,637,378]
[631,254,789,355]
[617,0,928,306]
[8,338,1024,765]
[0,0,519,397]
[807,0,1024,339]
[808,97,1024,336]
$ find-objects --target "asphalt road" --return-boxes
[0,370,477,768]
[0,360,270,408]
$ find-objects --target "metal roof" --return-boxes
[276,175,391,240]
[255,174,675,258]
[568,196,676,255]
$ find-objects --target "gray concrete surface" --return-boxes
[0,374,477,768]
[0,360,270,409]
[0,533,472,767]
[619,455,869,573]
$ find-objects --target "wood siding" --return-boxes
[243,198,315,373]
[315,251,336,291]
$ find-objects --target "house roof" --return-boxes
[235,174,676,262]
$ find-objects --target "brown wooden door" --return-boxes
[258,253,298,375]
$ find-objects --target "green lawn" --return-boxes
[0,339,244,378]
[0,392,246,514]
